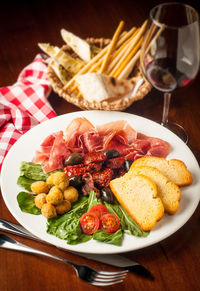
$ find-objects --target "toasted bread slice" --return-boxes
[110,173,164,231]
[131,156,193,186]
[129,166,181,214]
[60,28,91,62]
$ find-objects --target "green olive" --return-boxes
[104,149,120,159]
[101,187,115,204]
[69,175,83,188]
[64,153,83,166]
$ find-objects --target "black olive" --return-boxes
[124,160,133,172]
[101,187,115,204]
[69,175,83,188]
[64,153,83,166]
[104,149,120,159]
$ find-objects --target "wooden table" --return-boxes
[0,1,200,290]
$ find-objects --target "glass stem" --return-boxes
[161,93,171,126]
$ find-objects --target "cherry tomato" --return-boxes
[99,213,120,233]
[80,212,99,235]
[89,204,109,218]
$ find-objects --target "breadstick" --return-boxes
[106,28,139,74]
[145,25,165,55]
[63,26,137,92]
[99,20,125,73]
[112,37,143,79]
[141,22,157,53]
[118,49,141,79]
[70,28,137,88]
[109,20,147,77]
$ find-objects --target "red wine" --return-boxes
[146,58,191,92]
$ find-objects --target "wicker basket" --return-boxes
[47,38,152,111]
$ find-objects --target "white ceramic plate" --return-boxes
[1,111,200,254]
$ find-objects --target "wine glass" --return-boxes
[140,3,199,143]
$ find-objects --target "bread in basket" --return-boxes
[41,21,152,110]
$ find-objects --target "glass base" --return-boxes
[161,122,188,144]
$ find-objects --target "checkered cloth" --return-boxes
[0,54,57,171]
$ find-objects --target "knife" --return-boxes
[0,218,153,278]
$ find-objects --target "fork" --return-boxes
[0,233,128,286]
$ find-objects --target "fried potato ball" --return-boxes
[47,171,69,190]
[52,171,68,185]
[46,175,54,186]
[46,186,63,205]
[41,203,57,218]
[57,180,69,191]
[63,186,79,203]
[34,193,47,209]
[55,200,71,215]
[31,181,49,194]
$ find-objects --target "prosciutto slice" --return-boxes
[80,120,137,153]
[65,117,95,149]
[34,132,59,164]
[33,118,170,173]
[96,120,137,148]
[137,133,170,158]
[34,131,70,173]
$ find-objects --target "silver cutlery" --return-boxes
[0,233,128,286]
[0,218,153,278]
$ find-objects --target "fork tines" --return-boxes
[90,270,128,286]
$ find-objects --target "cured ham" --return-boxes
[78,120,137,153]
[96,120,137,149]
[34,131,71,173]
[137,133,170,158]
[81,131,105,152]
[65,117,95,149]
[33,117,170,173]
[34,132,59,164]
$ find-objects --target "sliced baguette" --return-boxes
[129,166,181,214]
[110,173,164,231]
[131,156,193,186]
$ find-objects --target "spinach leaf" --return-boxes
[17,192,41,215]
[18,162,64,192]
[20,162,48,181]
[48,212,92,244]
[17,176,36,191]
[47,196,91,245]
[93,229,123,246]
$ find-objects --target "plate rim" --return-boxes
[1,110,200,254]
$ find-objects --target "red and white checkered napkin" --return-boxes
[0,54,57,171]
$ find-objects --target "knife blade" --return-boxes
[0,218,152,277]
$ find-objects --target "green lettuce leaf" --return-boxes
[93,229,123,246]
[104,202,149,237]
[19,162,48,181]
[17,176,36,191]
[17,192,41,215]
[47,196,91,245]
[87,190,102,210]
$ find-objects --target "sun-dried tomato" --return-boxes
[64,161,103,178]
[105,156,125,169]
[84,152,106,165]
[87,162,103,173]
[92,168,113,188]
[64,164,88,177]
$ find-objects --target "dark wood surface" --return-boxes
[0,1,200,290]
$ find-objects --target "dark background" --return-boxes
[1,0,199,156]
[0,1,200,291]
[0,0,199,85]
